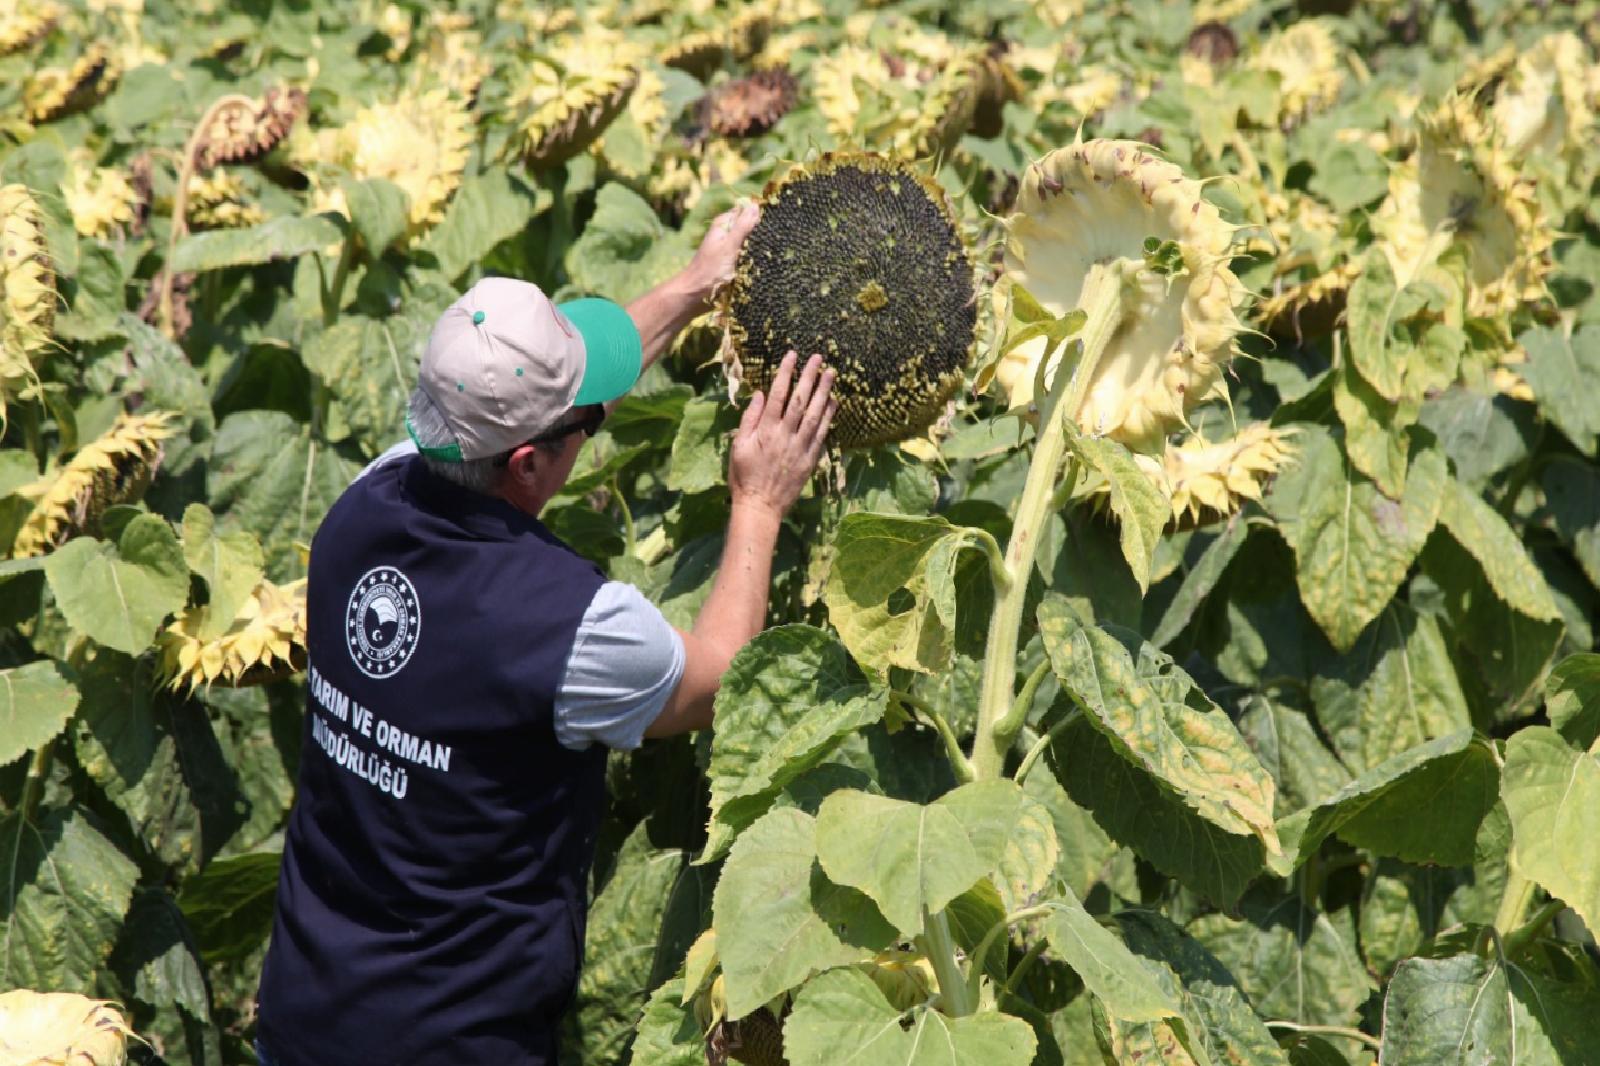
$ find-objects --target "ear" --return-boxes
[503,444,544,488]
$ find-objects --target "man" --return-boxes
[255,202,837,1065]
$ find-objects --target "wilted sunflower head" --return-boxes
[992,140,1246,454]
[64,149,139,238]
[0,1,62,56]
[1374,94,1552,315]
[1489,32,1592,164]
[23,43,119,122]
[0,183,58,374]
[157,577,308,691]
[1248,19,1343,122]
[507,29,641,169]
[12,410,176,558]
[811,44,980,160]
[0,990,136,1065]
[335,88,473,234]
[1160,422,1297,526]
[185,170,266,230]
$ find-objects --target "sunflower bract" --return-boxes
[722,153,976,450]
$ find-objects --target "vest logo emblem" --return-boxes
[346,566,421,678]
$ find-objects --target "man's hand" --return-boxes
[729,350,837,519]
[681,201,760,310]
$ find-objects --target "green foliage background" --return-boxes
[4,0,1600,1063]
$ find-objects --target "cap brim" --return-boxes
[560,298,642,406]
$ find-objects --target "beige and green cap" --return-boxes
[407,277,641,462]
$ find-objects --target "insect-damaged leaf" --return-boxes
[1038,596,1280,857]
[0,805,138,993]
[701,626,887,864]
[1267,425,1446,652]
[824,512,992,678]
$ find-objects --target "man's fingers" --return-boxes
[765,351,798,421]
[785,354,823,428]
[738,391,765,438]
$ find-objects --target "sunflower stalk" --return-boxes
[971,260,1130,781]
[917,908,972,1017]
[159,94,256,338]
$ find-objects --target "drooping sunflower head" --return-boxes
[507,29,642,170]
[700,67,799,139]
[810,44,980,160]
[195,86,307,171]
[1248,19,1343,123]
[0,183,58,376]
[1160,422,1297,526]
[12,410,176,558]
[721,153,977,450]
[0,1,62,55]
[1488,32,1592,164]
[157,577,308,692]
[23,43,119,123]
[993,140,1247,454]
[185,170,266,230]
[63,150,139,238]
[1375,94,1552,315]
[333,87,474,234]
[0,990,137,1066]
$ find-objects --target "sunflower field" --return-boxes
[6,0,1600,1062]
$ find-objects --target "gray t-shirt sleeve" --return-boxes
[554,581,686,751]
[354,439,418,481]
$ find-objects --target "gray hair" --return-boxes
[406,387,506,495]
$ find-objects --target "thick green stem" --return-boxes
[918,909,972,1017]
[970,263,1127,781]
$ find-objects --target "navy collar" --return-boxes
[397,454,561,546]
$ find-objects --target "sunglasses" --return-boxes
[493,405,606,466]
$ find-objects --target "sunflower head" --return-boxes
[23,43,119,122]
[508,30,642,169]
[64,150,139,238]
[993,140,1247,454]
[12,411,177,558]
[157,577,308,691]
[0,184,58,376]
[1375,94,1552,315]
[1249,19,1343,122]
[334,88,474,234]
[1161,423,1297,526]
[186,170,266,230]
[0,990,136,1066]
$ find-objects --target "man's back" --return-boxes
[257,457,606,1065]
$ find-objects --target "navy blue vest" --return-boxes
[257,456,607,1065]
